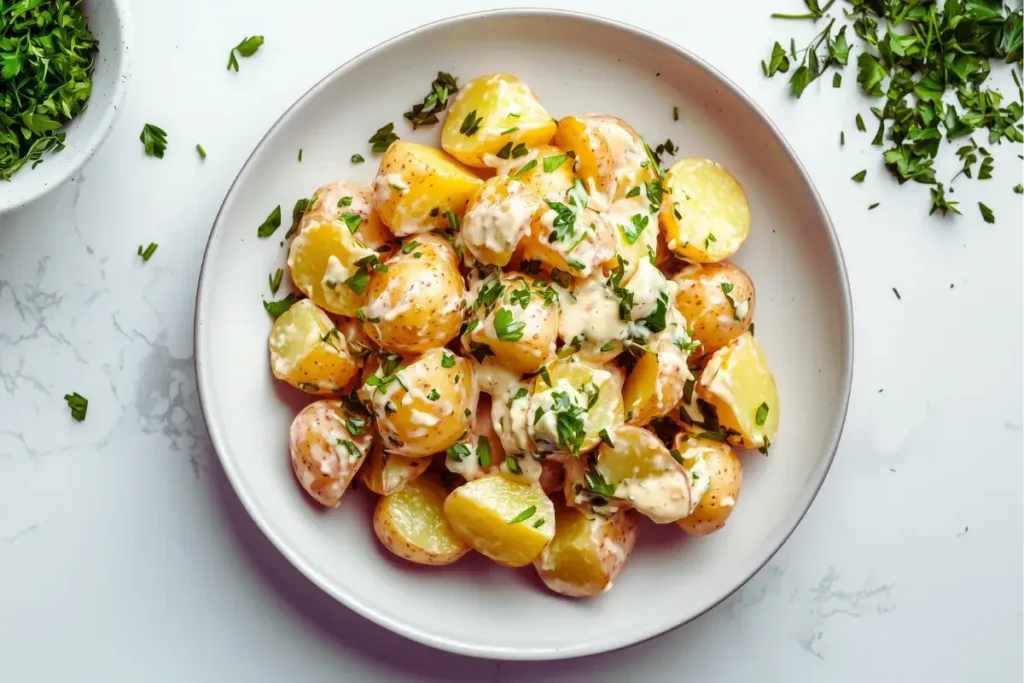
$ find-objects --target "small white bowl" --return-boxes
[0,0,132,213]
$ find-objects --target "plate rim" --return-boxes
[193,7,854,661]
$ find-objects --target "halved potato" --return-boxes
[554,115,656,202]
[443,473,555,567]
[461,176,541,266]
[361,234,466,353]
[660,157,750,263]
[373,141,483,236]
[360,441,431,496]
[588,424,691,524]
[602,193,659,281]
[622,312,695,426]
[441,73,557,168]
[673,431,743,536]
[528,357,624,456]
[464,272,559,374]
[288,217,377,317]
[697,332,779,450]
[297,180,393,250]
[358,348,477,457]
[374,474,470,565]
[289,399,373,507]
[673,262,755,358]
[523,201,616,278]
[269,298,361,394]
[534,503,639,597]
[502,144,577,199]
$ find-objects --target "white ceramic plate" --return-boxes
[0,0,132,213]
[195,9,853,660]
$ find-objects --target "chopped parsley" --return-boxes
[140,124,168,159]
[263,293,302,318]
[368,123,399,153]
[543,153,570,172]
[269,268,283,294]
[477,436,492,468]
[196,144,207,159]
[403,72,459,128]
[755,402,770,427]
[599,428,615,448]
[441,352,456,369]
[459,110,483,136]
[620,213,649,245]
[509,159,537,180]
[446,443,471,462]
[427,388,441,401]
[507,505,537,525]
[851,170,867,183]
[227,35,264,71]
[257,205,282,238]
[64,392,88,422]
[351,154,365,164]
[137,243,158,262]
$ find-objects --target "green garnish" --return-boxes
[500,126,519,135]
[368,123,399,153]
[446,443,470,462]
[196,144,207,159]
[620,213,649,245]
[851,170,866,182]
[227,35,264,71]
[140,124,168,159]
[403,72,459,128]
[137,243,158,262]
[263,293,302,318]
[755,402,770,426]
[584,464,616,499]
[929,183,961,216]
[341,213,362,234]
[532,518,545,528]
[351,154,365,164]
[286,193,318,238]
[459,110,483,136]
[494,308,525,342]
[509,159,537,180]
[868,202,880,210]
[402,240,420,254]
[704,232,717,250]
[269,268,283,294]
[1014,184,1024,194]
[297,149,302,162]
[64,391,88,422]
[669,448,686,466]
[979,202,995,223]
[427,388,441,401]
[468,341,494,363]
[441,352,456,368]
[257,205,282,238]
[855,113,866,132]
[507,505,537,525]
[338,196,353,207]
[673,106,680,121]
[599,428,615,448]
[892,287,901,300]
[477,436,492,468]
[543,154,569,172]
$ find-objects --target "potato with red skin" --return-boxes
[673,431,743,536]
[673,262,755,359]
[297,180,393,249]
[289,400,372,507]
[374,474,470,565]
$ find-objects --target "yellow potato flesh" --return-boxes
[373,141,483,236]
[362,234,466,354]
[660,157,750,263]
[299,180,393,250]
[673,262,756,359]
[535,503,638,597]
[465,273,559,375]
[698,333,779,449]
[268,299,360,394]
[503,144,577,199]
[441,73,557,168]
[287,217,376,317]
[529,358,624,456]
[374,474,469,566]
[360,441,431,496]
[622,337,690,427]
[443,473,555,567]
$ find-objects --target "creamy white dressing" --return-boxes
[627,257,677,320]
[733,299,750,321]
[720,495,736,508]
[409,409,439,427]
[615,470,692,524]
[529,378,589,449]
[684,455,711,515]
[558,275,629,353]
[596,119,646,191]
[462,180,537,264]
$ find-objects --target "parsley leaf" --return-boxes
[978,202,995,224]
[137,243,158,262]
[494,308,525,342]
[257,205,283,238]
[263,293,302,318]
[507,506,537,525]
[543,153,570,172]
[227,36,264,71]
[368,123,399,153]
[140,124,168,159]
[64,392,88,422]
[403,72,459,128]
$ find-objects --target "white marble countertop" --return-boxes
[1,0,1021,680]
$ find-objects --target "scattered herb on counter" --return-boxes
[64,392,88,422]
[840,131,845,146]
[978,202,996,223]
[0,0,98,180]
[368,123,399,153]
[257,205,282,237]
[673,106,680,121]
[1014,184,1023,193]
[868,202,879,210]
[269,268,283,294]
[137,243,158,262]
[763,0,1024,215]
[855,114,865,132]
[263,293,302,318]
[403,72,459,128]
[140,124,168,159]
[227,35,264,71]
[196,144,207,159]
[297,149,302,162]
[851,169,866,182]
[892,287,901,300]
[351,154,365,164]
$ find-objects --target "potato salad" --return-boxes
[266,72,780,598]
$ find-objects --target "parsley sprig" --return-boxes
[403,72,459,128]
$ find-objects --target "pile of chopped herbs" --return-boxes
[763,0,1023,220]
[0,0,99,180]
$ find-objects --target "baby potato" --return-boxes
[289,399,373,507]
[373,141,483,236]
[673,262,755,358]
[602,194,660,282]
[461,176,542,266]
[622,312,696,426]
[443,473,556,567]
[528,357,624,457]
[555,115,656,201]
[523,199,616,278]
[503,144,577,199]
[698,332,779,450]
[361,233,466,354]
[360,440,431,496]
[660,157,750,263]
[269,298,361,394]
[672,431,743,536]
[464,272,559,374]
[589,425,692,524]
[444,395,507,481]
[297,180,393,250]
[534,503,639,598]
[556,273,629,363]
[441,73,557,168]
[373,474,470,566]
[288,216,378,317]
[358,348,477,457]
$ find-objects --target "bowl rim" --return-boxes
[193,7,854,661]
[0,0,134,213]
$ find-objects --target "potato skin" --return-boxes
[360,441,430,496]
[441,73,557,167]
[269,298,361,395]
[287,217,377,317]
[534,504,639,597]
[373,141,483,236]
[373,474,470,566]
[361,234,466,354]
[673,262,755,358]
[660,157,750,263]
[298,180,393,250]
[674,432,743,536]
[289,400,373,507]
